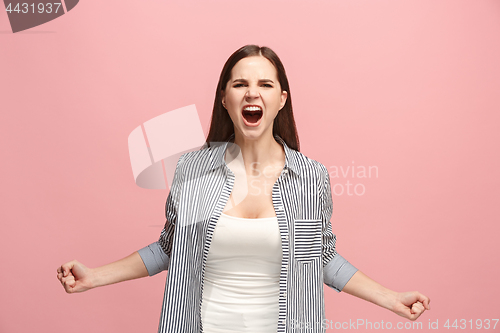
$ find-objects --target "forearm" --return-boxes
[90,251,149,289]
[342,270,398,311]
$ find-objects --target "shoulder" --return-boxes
[290,149,329,180]
[175,143,222,174]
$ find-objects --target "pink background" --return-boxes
[1,0,500,332]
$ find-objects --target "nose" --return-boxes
[245,85,259,99]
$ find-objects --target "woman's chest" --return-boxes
[177,165,323,224]
[222,172,279,219]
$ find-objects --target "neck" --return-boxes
[228,130,285,174]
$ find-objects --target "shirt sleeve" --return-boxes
[319,163,358,292]
[137,154,185,276]
[137,241,170,276]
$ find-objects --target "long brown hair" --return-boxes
[205,45,300,151]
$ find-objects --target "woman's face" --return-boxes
[222,56,287,142]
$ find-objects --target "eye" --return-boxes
[233,83,246,88]
[262,83,273,88]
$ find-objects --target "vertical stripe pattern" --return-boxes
[153,134,354,333]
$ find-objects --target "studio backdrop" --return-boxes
[1,0,499,332]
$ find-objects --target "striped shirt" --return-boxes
[138,133,358,333]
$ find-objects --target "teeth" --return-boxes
[243,106,262,112]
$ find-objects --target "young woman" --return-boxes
[57,45,430,333]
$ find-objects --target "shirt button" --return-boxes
[276,206,283,211]
[281,291,287,298]
[280,319,286,325]
[284,235,289,241]
[283,169,288,174]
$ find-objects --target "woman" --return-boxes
[57,45,430,332]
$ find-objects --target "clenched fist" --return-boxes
[57,260,94,293]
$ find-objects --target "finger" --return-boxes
[64,282,74,293]
[411,310,424,320]
[66,276,76,287]
[64,264,73,277]
[57,266,67,279]
[416,292,431,310]
[423,297,431,310]
[61,260,77,277]
[412,302,425,314]
[61,276,75,285]
[62,265,68,277]
[59,274,73,282]
[403,307,420,321]
[409,312,423,321]
[63,277,76,292]
[408,306,425,321]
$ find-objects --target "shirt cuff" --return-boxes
[323,253,358,292]
[137,241,170,276]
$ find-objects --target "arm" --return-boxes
[137,241,171,276]
[342,270,431,321]
[57,155,185,293]
[57,251,148,293]
[137,152,186,275]
[319,163,359,291]
[318,163,430,320]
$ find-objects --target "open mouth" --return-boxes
[242,105,263,124]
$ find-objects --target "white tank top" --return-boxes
[201,212,282,333]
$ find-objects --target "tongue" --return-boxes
[244,112,261,123]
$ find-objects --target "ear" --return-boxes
[280,90,288,110]
[221,91,226,108]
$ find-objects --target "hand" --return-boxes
[57,260,94,293]
[391,291,431,321]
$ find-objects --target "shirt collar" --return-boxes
[208,133,299,176]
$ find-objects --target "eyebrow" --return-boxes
[232,78,275,83]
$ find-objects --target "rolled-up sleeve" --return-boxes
[138,241,170,276]
[137,154,185,276]
[319,163,358,292]
[323,253,358,292]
